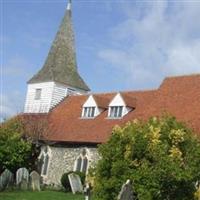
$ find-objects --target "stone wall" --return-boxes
[40,144,99,187]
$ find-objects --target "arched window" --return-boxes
[74,149,89,174]
[42,154,49,175]
[82,157,88,173]
[39,146,51,176]
[75,156,82,172]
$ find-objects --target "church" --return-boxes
[23,1,200,187]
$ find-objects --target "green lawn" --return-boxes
[0,190,84,200]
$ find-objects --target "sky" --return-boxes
[1,0,200,121]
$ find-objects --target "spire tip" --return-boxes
[67,0,72,10]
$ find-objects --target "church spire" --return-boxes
[67,0,72,11]
[28,0,90,91]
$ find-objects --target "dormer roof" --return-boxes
[82,95,97,108]
[28,1,90,91]
[93,95,110,108]
[121,93,137,108]
[108,93,137,108]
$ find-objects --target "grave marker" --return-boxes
[16,167,29,190]
[30,171,41,191]
[68,173,83,194]
[0,169,13,191]
[118,179,134,200]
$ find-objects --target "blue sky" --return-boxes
[1,0,200,121]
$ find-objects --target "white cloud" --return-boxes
[98,0,200,89]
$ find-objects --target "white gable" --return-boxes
[109,93,125,107]
[83,95,97,107]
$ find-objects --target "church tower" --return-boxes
[24,0,90,113]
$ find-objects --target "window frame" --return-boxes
[82,106,96,118]
[39,146,51,177]
[74,150,89,174]
[108,106,123,118]
[34,88,42,100]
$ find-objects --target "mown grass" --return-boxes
[0,190,84,200]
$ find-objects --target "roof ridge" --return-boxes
[164,73,200,80]
[89,88,157,96]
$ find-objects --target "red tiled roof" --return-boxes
[38,74,200,143]
[121,93,137,108]
[93,95,110,108]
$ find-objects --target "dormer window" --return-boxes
[108,93,136,119]
[81,95,107,119]
[83,107,95,118]
[109,106,123,118]
[35,88,42,100]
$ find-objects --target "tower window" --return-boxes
[35,89,42,100]
[109,106,123,118]
[82,107,95,118]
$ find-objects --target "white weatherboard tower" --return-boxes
[24,0,90,113]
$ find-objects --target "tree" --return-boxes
[0,118,32,173]
[0,114,49,174]
[93,116,200,200]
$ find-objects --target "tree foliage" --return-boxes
[0,117,36,173]
[93,116,200,200]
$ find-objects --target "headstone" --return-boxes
[0,169,14,191]
[84,183,91,200]
[68,173,83,194]
[16,168,29,189]
[20,179,28,190]
[30,171,41,191]
[117,180,134,200]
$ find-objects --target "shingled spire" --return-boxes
[28,0,90,91]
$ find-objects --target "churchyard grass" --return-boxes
[0,190,84,200]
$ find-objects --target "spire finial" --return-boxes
[67,0,72,10]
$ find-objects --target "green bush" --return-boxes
[61,172,71,192]
[93,115,200,200]
[61,171,86,191]
[0,118,32,173]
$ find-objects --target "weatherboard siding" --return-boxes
[51,83,68,108]
[24,82,88,113]
[24,82,54,113]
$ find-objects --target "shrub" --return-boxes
[61,172,71,191]
[61,171,86,191]
[93,115,200,200]
[0,118,32,173]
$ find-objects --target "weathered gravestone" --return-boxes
[0,169,14,191]
[30,171,41,191]
[16,167,29,190]
[117,179,134,200]
[68,173,83,194]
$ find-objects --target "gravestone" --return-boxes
[20,179,28,190]
[30,171,41,191]
[68,173,83,194]
[16,168,29,189]
[117,179,134,200]
[0,169,14,191]
[83,183,91,200]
